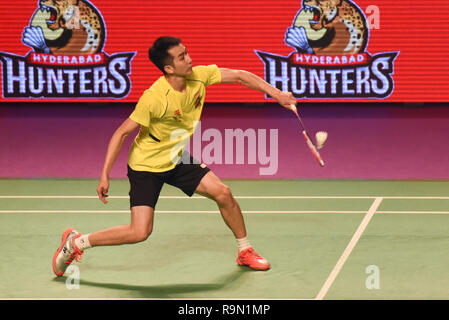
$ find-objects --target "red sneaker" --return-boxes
[236,247,270,271]
[52,228,84,277]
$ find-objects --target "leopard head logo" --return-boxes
[22,0,106,55]
[285,0,369,55]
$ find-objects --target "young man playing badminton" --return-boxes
[52,36,297,276]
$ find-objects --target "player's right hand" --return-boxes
[276,91,297,111]
[96,177,110,204]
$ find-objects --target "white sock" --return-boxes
[236,237,252,252]
[75,234,92,251]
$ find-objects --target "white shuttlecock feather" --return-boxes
[315,131,328,149]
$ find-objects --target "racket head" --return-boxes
[291,104,325,167]
[302,131,325,167]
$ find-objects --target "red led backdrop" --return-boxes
[0,0,448,102]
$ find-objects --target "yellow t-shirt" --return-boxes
[128,64,222,172]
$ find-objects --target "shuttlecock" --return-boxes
[315,131,328,149]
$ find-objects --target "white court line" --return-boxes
[0,196,124,199]
[0,210,366,214]
[315,197,383,300]
[2,298,314,301]
[0,210,131,213]
[1,195,449,200]
[1,210,448,215]
[378,211,449,215]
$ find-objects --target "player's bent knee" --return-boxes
[132,228,152,243]
[215,184,233,205]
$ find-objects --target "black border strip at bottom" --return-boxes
[1,299,447,318]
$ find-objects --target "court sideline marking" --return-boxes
[1,210,449,215]
[315,197,383,300]
[1,195,449,199]
[0,210,368,214]
[1,194,448,214]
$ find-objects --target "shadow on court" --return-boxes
[52,268,253,298]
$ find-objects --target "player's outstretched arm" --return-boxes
[97,118,140,204]
[219,68,297,110]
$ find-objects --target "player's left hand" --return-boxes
[96,176,110,204]
[275,91,297,111]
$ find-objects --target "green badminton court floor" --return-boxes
[0,179,448,299]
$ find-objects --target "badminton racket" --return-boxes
[290,104,325,167]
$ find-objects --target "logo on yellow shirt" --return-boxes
[194,91,202,108]
[174,109,182,121]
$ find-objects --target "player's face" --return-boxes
[166,44,193,76]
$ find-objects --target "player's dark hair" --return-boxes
[148,36,182,74]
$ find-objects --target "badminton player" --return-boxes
[53,36,297,276]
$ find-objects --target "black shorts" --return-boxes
[127,152,211,209]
